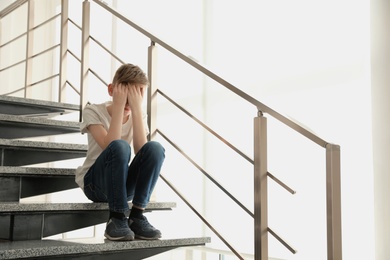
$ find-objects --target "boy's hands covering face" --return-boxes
[127,84,145,112]
[112,83,128,109]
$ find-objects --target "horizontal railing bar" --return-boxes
[28,74,59,87]
[92,0,329,148]
[68,49,81,63]
[158,129,254,218]
[267,172,296,195]
[0,59,25,72]
[68,17,82,31]
[89,68,109,86]
[1,45,60,72]
[185,246,255,259]
[1,87,25,96]
[90,35,125,64]
[29,44,60,59]
[0,32,27,49]
[0,0,27,18]
[268,227,297,254]
[30,13,61,32]
[0,14,60,48]
[157,89,253,164]
[159,173,244,260]
[66,80,80,95]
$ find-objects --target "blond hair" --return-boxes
[112,64,149,86]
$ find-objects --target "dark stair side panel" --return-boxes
[0,211,106,241]
[0,102,66,117]
[21,176,78,199]
[0,167,79,202]
[0,95,79,117]
[2,148,86,166]
[0,202,176,241]
[43,211,108,238]
[12,214,44,240]
[0,121,80,139]
[44,247,179,260]
[0,139,87,166]
[0,177,20,202]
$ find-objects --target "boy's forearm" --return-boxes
[105,105,124,146]
[132,109,147,153]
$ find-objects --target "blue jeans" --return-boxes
[83,140,165,213]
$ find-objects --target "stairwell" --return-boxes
[0,95,210,259]
[0,0,345,259]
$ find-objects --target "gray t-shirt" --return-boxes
[75,101,149,189]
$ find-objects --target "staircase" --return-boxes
[0,95,210,259]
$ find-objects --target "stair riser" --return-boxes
[1,148,86,166]
[0,201,173,241]
[0,103,66,117]
[0,123,79,139]
[32,247,178,260]
[0,211,107,241]
[0,176,78,202]
[0,95,79,118]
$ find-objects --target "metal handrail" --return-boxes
[159,173,245,260]
[158,89,253,164]
[157,129,253,218]
[90,36,125,65]
[0,44,60,72]
[0,32,27,49]
[92,0,328,148]
[158,128,297,255]
[0,0,27,18]
[83,1,341,259]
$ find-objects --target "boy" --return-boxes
[75,64,165,241]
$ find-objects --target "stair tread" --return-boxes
[0,138,87,151]
[0,236,211,259]
[0,202,176,213]
[0,166,76,177]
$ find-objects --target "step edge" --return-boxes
[0,96,80,111]
[0,139,87,150]
[0,166,76,176]
[0,237,211,259]
[0,202,177,213]
[0,114,80,128]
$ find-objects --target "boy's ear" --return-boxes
[108,84,113,96]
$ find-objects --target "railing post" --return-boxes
[147,41,158,141]
[24,0,34,98]
[79,0,90,121]
[254,110,268,260]
[58,0,68,103]
[326,143,342,260]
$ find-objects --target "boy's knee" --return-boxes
[144,141,165,160]
[109,140,131,156]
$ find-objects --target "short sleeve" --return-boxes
[80,105,103,134]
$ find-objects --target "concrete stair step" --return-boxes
[0,167,78,202]
[0,114,80,139]
[0,236,211,259]
[0,139,87,166]
[0,202,176,241]
[0,95,79,117]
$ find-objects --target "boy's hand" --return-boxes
[112,83,128,109]
[127,84,145,112]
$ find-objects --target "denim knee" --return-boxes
[108,139,131,162]
[142,141,165,161]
